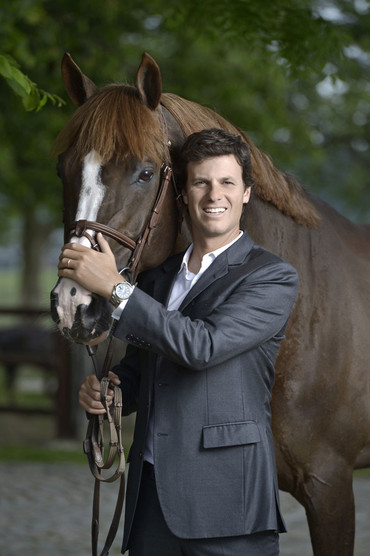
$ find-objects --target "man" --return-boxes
[59,128,298,555]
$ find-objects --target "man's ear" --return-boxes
[243,186,251,204]
[181,189,188,205]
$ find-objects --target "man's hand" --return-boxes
[79,371,121,414]
[58,233,123,299]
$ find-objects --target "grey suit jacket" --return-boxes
[113,232,298,550]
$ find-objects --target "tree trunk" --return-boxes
[20,210,54,308]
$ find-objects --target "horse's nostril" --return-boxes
[62,327,72,339]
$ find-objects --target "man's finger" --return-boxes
[96,232,114,256]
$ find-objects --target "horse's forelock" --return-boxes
[55,84,166,166]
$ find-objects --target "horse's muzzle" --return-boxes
[50,281,112,344]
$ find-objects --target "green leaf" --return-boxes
[22,87,40,111]
[35,92,49,112]
[6,76,29,98]
[0,54,32,95]
[0,54,15,79]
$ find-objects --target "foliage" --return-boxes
[0,53,65,111]
[160,0,348,75]
[0,0,369,303]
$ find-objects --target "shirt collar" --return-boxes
[178,231,244,277]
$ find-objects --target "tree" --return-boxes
[1,0,369,306]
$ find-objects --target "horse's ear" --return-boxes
[136,52,162,110]
[61,52,99,106]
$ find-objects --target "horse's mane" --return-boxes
[55,84,319,227]
[161,93,320,227]
[54,84,167,167]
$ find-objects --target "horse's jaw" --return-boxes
[50,278,112,344]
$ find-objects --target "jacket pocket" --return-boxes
[202,420,261,449]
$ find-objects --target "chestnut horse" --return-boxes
[50,52,370,555]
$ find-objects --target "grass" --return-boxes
[0,442,135,464]
[0,366,55,409]
[0,445,87,463]
[0,267,58,305]
[0,412,85,463]
[0,267,58,328]
[0,410,134,463]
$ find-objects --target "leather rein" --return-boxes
[83,336,125,556]
[68,138,181,555]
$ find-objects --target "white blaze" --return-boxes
[75,150,106,230]
[56,150,106,330]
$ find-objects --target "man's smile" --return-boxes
[203,207,227,214]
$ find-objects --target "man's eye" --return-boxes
[138,170,154,183]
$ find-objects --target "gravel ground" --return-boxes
[0,461,369,555]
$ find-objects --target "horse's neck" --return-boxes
[174,222,192,254]
[243,196,309,267]
[245,194,370,271]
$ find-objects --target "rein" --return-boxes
[69,129,182,555]
[84,337,126,556]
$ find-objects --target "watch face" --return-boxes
[116,281,132,299]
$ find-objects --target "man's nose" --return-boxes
[208,182,222,200]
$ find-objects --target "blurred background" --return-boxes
[0,0,369,554]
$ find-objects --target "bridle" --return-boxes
[68,162,179,284]
[67,120,183,555]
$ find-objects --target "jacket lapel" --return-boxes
[178,257,228,311]
[148,232,255,311]
[179,232,255,311]
[151,252,183,305]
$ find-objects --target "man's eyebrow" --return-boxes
[191,175,237,181]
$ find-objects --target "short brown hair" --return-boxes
[175,128,254,191]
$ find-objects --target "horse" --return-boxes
[50,52,370,555]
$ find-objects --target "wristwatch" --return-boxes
[110,281,134,307]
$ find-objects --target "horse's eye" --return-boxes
[138,169,154,183]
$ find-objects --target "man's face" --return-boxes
[182,155,251,246]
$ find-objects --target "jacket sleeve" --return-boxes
[113,258,298,371]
